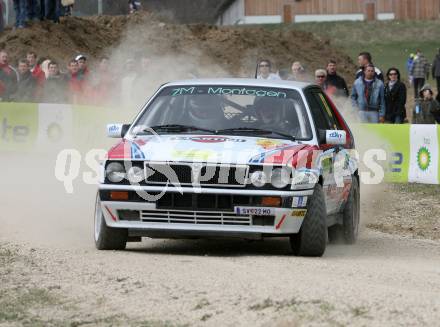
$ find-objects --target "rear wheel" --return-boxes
[342,178,360,244]
[290,184,327,257]
[94,194,127,250]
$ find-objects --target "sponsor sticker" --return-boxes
[290,209,307,218]
[256,138,284,149]
[234,206,275,216]
[172,149,214,160]
[292,196,308,207]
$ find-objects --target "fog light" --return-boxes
[118,210,140,221]
[110,191,129,200]
[261,196,281,207]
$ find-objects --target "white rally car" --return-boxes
[95,79,359,256]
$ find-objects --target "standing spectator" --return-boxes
[0,1,5,32]
[290,61,307,82]
[42,61,68,103]
[410,49,430,99]
[121,58,138,105]
[412,84,440,124]
[325,60,349,97]
[256,59,280,80]
[75,54,89,80]
[406,53,415,85]
[27,0,40,21]
[355,52,383,81]
[44,0,61,22]
[11,59,37,102]
[61,0,74,16]
[67,59,84,103]
[88,56,113,104]
[27,51,46,86]
[384,68,407,124]
[13,0,27,28]
[0,50,18,101]
[351,64,385,123]
[314,69,326,89]
[128,0,141,14]
[431,48,440,101]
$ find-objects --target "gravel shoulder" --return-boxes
[366,184,440,241]
[1,228,439,327]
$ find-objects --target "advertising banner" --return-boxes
[0,102,439,184]
[408,125,439,184]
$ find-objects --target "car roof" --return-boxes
[163,78,313,92]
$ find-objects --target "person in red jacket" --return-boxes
[0,50,18,101]
[75,54,90,80]
[26,51,46,86]
[67,59,84,103]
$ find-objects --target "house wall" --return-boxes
[217,0,440,25]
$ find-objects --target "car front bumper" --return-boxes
[98,185,314,237]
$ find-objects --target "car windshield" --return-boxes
[131,85,313,140]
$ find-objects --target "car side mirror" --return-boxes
[322,129,346,145]
[107,124,131,138]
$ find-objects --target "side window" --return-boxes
[305,90,332,131]
[315,92,343,130]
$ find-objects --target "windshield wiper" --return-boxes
[142,124,217,134]
[217,127,296,141]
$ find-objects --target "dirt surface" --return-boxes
[0,13,356,80]
[1,228,439,326]
[0,152,439,326]
[367,184,440,241]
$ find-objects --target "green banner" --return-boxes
[0,103,39,151]
[362,124,410,183]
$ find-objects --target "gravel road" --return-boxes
[1,157,439,327]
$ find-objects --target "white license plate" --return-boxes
[234,207,275,216]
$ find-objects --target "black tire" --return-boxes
[342,177,360,244]
[94,194,127,250]
[290,184,327,257]
[328,177,360,244]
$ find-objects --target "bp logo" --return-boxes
[417,146,431,171]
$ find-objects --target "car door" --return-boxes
[305,88,345,215]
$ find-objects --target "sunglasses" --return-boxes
[389,72,397,76]
[316,75,326,78]
[259,64,270,67]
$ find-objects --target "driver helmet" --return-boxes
[254,97,282,126]
[187,95,223,126]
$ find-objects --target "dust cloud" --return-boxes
[0,17,230,249]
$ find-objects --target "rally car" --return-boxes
[95,79,359,257]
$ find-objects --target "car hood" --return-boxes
[107,135,314,166]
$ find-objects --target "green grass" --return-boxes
[259,20,440,83]
[292,20,440,82]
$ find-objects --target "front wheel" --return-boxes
[94,194,128,250]
[290,184,327,257]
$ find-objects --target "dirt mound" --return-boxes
[0,13,355,80]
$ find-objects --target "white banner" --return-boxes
[408,124,439,184]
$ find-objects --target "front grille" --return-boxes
[145,163,248,187]
[141,210,251,225]
[157,193,254,211]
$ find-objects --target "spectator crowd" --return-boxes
[1,46,440,125]
[257,49,440,124]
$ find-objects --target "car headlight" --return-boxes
[291,171,318,190]
[127,166,145,183]
[250,170,267,187]
[106,162,125,183]
[271,168,291,189]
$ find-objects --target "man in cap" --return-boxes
[75,54,89,80]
